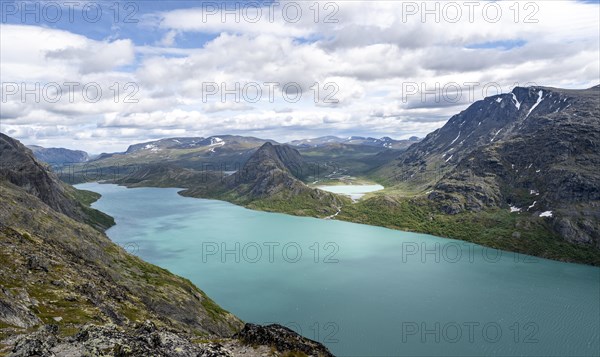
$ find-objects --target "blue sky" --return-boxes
[1,0,599,152]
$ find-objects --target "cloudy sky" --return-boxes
[1,0,599,153]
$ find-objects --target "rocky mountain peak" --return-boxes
[235,142,305,184]
[394,85,590,170]
[378,85,600,247]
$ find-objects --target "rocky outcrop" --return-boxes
[234,323,335,357]
[225,142,309,196]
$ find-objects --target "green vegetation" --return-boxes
[247,194,347,218]
[337,194,600,265]
[0,180,243,342]
[199,292,229,322]
[69,188,101,206]
[80,205,115,230]
[68,187,116,229]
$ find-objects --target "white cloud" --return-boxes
[1,1,598,152]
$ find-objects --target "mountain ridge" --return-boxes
[1,134,113,230]
[370,84,600,250]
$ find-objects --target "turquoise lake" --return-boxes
[77,183,600,357]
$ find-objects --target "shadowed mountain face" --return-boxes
[380,85,600,246]
[27,145,89,165]
[2,134,73,214]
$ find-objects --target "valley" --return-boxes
[44,85,600,266]
[4,2,599,355]
[3,85,599,356]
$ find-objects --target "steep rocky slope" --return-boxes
[0,134,334,356]
[1,134,113,230]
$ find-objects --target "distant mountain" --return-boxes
[64,134,404,184]
[377,85,600,247]
[117,142,347,217]
[125,137,205,153]
[124,135,276,155]
[181,142,347,217]
[289,135,420,149]
[27,145,89,165]
[72,135,278,181]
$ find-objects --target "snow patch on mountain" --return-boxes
[525,90,544,118]
[450,131,461,145]
[490,129,502,142]
[512,93,521,110]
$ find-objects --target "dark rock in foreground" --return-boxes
[7,322,336,357]
[234,323,335,357]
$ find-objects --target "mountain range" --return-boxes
[288,135,420,149]
[31,135,420,183]
[2,84,599,354]
[114,142,347,217]
[16,85,600,266]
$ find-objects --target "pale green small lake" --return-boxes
[317,184,384,200]
[77,183,600,357]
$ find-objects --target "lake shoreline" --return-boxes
[75,182,600,357]
[82,180,600,266]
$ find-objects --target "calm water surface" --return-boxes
[76,183,600,357]
[317,184,384,200]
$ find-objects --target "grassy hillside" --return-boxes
[336,194,600,265]
[0,181,242,343]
